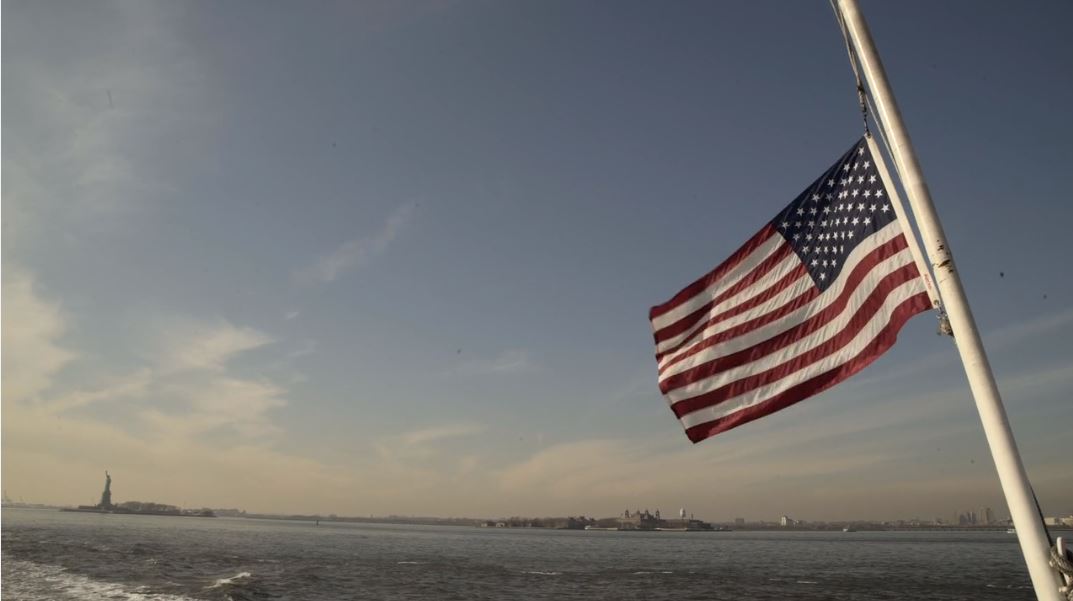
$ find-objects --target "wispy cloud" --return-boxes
[1,268,77,402]
[3,2,199,254]
[457,349,537,375]
[286,339,318,359]
[295,203,415,285]
[156,319,274,372]
[402,422,486,446]
[4,266,285,442]
[367,422,487,473]
[985,305,1073,348]
[850,304,1073,390]
[2,264,513,516]
[0,297,307,512]
[284,310,301,321]
[497,437,896,503]
[42,369,154,414]
[143,376,287,439]
[490,353,1073,518]
[0,265,490,515]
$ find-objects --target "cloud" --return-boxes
[370,422,487,464]
[849,304,1073,390]
[1,400,352,514]
[457,349,537,375]
[156,319,274,372]
[42,369,154,414]
[1,269,77,402]
[493,435,867,509]
[145,376,287,439]
[295,203,415,284]
[284,310,301,320]
[2,2,200,254]
[492,433,955,519]
[3,266,286,442]
[489,353,1073,519]
[133,319,287,440]
[401,422,486,446]
[286,339,317,359]
[0,266,467,515]
[985,305,1073,348]
[498,439,664,499]
[351,423,490,495]
[0,288,306,509]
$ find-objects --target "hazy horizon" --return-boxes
[4,0,1072,523]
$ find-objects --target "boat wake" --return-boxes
[1,556,198,601]
[204,570,270,601]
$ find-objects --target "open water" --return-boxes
[2,508,1036,600]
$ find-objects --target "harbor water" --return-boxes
[2,507,1035,600]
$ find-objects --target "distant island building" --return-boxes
[619,508,662,530]
[476,508,718,532]
[616,508,715,531]
[61,471,214,517]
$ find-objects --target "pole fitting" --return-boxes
[937,313,953,337]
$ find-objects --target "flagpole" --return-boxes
[834,1,1063,599]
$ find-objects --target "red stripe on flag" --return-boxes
[658,235,911,386]
[652,245,801,346]
[682,293,930,442]
[655,262,810,363]
[657,286,818,374]
[668,262,922,414]
[649,224,777,321]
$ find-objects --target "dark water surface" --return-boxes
[2,508,1034,600]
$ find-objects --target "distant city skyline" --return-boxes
[3,1,1072,521]
[6,475,1070,530]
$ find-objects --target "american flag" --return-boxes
[650,138,932,443]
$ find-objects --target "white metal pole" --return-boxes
[835,1,1062,599]
[863,134,939,309]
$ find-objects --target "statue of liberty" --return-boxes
[99,471,112,509]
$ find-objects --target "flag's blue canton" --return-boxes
[771,138,896,292]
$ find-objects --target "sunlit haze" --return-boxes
[3,0,1071,523]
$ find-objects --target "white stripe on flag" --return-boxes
[664,247,917,402]
[676,277,926,429]
[658,221,906,376]
[654,250,803,355]
[650,231,783,331]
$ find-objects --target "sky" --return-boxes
[3,0,1071,522]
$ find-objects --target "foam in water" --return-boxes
[1,557,198,601]
[207,571,253,589]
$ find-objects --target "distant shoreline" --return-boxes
[59,507,216,518]
[6,506,1069,534]
[217,511,1073,533]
